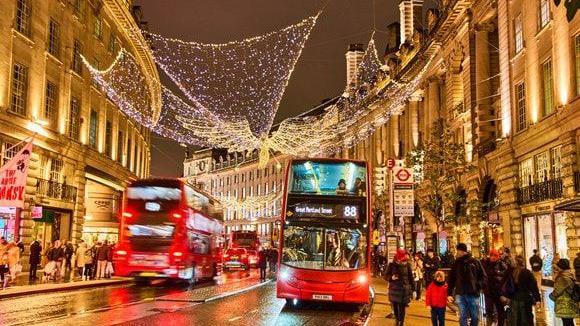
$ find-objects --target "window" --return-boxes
[10,63,28,116]
[117,130,124,163]
[73,0,83,18]
[126,136,132,170]
[241,173,245,182]
[108,33,116,53]
[1,141,23,166]
[575,35,580,96]
[93,15,102,40]
[534,152,549,183]
[551,146,562,179]
[69,96,81,140]
[44,81,58,127]
[105,121,112,157]
[50,158,63,182]
[519,159,534,187]
[542,59,554,116]
[89,109,98,149]
[15,0,32,37]
[265,168,269,177]
[47,19,60,57]
[514,15,523,54]
[539,0,550,30]
[249,172,253,180]
[71,39,83,75]
[226,177,230,186]
[257,170,261,178]
[515,82,526,131]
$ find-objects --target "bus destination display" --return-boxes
[287,202,360,221]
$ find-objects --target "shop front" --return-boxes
[31,207,73,252]
[82,177,123,246]
[0,206,18,242]
[522,210,569,282]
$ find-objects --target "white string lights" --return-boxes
[147,14,319,137]
[217,192,283,213]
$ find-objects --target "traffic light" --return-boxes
[373,166,387,194]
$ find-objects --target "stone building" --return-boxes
[0,0,157,259]
[340,0,579,283]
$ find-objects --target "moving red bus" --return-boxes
[277,159,371,305]
[114,178,224,284]
[229,230,260,267]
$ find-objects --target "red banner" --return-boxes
[0,140,33,208]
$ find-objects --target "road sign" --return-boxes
[393,167,413,184]
[392,167,414,217]
[386,158,396,169]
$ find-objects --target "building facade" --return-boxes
[0,0,156,260]
[340,0,579,282]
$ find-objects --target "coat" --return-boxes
[552,270,579,318]
[258,250,268,268]
[29,241,42,266]
[447,253,486,296]
[425,281,448,308]
[7,244,20,266]
[75,244,87,267]
[386,261,414,303]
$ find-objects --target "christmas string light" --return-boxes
[217,192,283,212]
[146,14,319,137]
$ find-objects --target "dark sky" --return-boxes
[137,0,401,177]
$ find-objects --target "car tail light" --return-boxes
[241,254,247,259]
[116,250,127,256]
[122,212,132,218]
[172,213,182,219]
[223,254,229,259]
[172,251,183,257]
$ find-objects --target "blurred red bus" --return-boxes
[114,178,224,284]
[277,159,372,305]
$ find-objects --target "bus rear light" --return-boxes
[172,213,182,219]
[116,250,127,256]
[172,251,183,257]
[122,212,133,218]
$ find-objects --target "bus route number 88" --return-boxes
[343,205,358,218]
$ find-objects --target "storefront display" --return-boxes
[0,206,17,241]
[523,212,569,280]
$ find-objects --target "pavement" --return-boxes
[367,277,575,326]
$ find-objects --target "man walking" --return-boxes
[482,249,510,326]
[96,241,110,279]
[258,248,268,281]
[447,243,486,326]
[423,249,440,286]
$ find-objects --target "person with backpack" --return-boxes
[551,258,578,326]
[447,243,486,326]
[502,255,540,326]
[482,249,510,326]
[386,249,414,326]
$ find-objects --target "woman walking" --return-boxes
[386,249,414,326]
[503,255,540,326]
[7,242,21,283]
[412,253,424,300]
[75,240,87,279]
[552,258,578,326]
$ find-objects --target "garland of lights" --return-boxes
[217,192,283,212]
[146,14,319,137]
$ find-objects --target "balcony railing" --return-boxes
[516,178,563,205]
[476,139,496,158]
[574,171,580,193]
[36,179,77,202]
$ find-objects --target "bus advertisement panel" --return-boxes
[113,179,224,283]
[277,159,371,305]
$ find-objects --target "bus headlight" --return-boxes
[357,274,368,284]
[280,269,291,282]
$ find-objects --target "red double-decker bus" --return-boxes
[277,158,372,305]
[114,178,224,284]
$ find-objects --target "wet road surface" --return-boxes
[0,270,256,326]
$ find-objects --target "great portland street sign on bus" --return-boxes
[392,167,414,217]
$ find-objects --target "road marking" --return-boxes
[228,316,243,322]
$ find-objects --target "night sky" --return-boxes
[137,0,403,177]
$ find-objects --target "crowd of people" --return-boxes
[0,237,117,289]
[258,247,279,282]
[381,243,580,326]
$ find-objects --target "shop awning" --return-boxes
[554,198,580,212]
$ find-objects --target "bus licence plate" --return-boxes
[312,294,332,301]
[139,272,157,277]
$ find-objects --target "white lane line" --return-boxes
[204,280,272,302]
[228,316,243,322]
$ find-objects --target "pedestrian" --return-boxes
[553,252,562,275]
[90,242,100,280]
[412,253,424,300]
[386,248,414,326]
[269,247,278,274]
[482,249,510,326]
[48,240,65,281]
[423,249,440,287]
[574,252,580,283]
[426,270,448,326]
[29,239,42,282]
[7,242,21,283]
[17,240,24,254]
[96,241,109,279]
[64,240,74,272]
[447,243,486,326]
[551,258,579,326]
[258,248,268,281]
[0,250,8,289]
[502,255,541,326]
[529,249,543,295]
[75,240,87,279]
[105,242,114,278]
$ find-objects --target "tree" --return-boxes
[405,118,473,242]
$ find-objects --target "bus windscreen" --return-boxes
[282,226,367,271]
[289,161,367,196]
[127,186,181,212]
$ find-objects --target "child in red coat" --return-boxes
[425,270,448,326]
